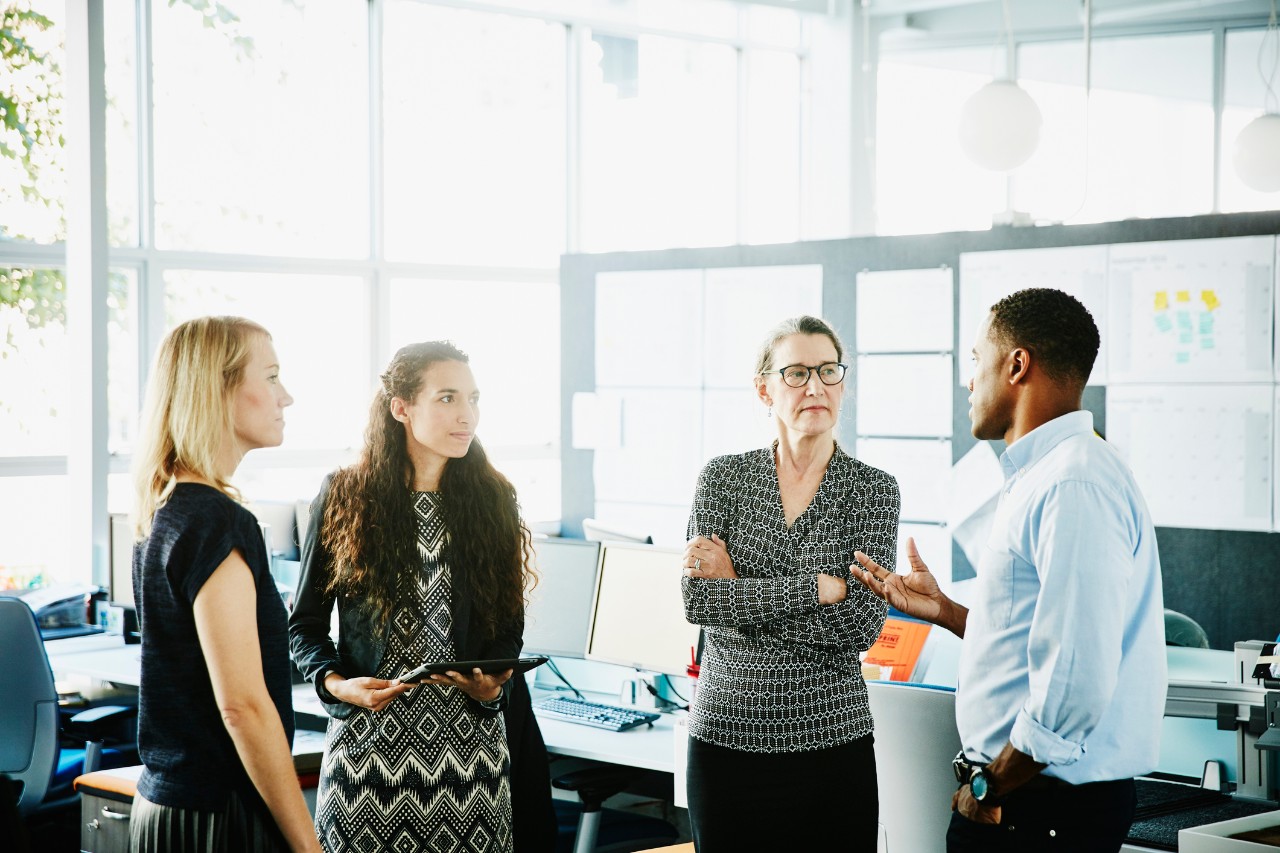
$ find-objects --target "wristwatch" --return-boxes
[968,766,998,805]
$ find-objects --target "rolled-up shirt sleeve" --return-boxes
[1011,479,1134,766]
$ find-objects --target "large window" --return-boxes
[580,34,738,251]
[150,0,370,257]
[877,19,1276,233]
[875,47,1008,235]
[383,4,566,267]
[0,0,819,586]
[1016,33,1214,223]
[1222,26,1280,213]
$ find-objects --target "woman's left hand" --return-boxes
[683,534,737,579]
[426,667,512,704]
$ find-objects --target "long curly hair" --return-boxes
[320,341,533,636]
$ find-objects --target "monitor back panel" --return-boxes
[522,538,602,658]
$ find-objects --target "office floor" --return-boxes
[21,805,79,853]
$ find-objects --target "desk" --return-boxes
[46,634,143,687]
[74,733,326,853]
[531,688,680,774]
[295,683,681,774]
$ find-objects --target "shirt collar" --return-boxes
[999,410,1094,482]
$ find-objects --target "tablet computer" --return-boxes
[399,656,549,684]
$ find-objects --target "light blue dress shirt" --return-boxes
[955,410,1167,784]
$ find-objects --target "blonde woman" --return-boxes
[129,316,320,853]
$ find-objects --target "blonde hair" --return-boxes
[132,316,269,539]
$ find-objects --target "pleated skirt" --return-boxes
[129,788,290,853]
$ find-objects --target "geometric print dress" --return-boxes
[315,491,513,853]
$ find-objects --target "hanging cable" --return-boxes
[1258,0,1278,115]
[543,658,584,700]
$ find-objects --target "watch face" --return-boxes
[970,769,990,801]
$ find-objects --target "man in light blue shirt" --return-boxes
[854,288,1165,852]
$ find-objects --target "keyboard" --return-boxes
[536,696,660,732]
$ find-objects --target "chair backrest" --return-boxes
[866,681,962,853]
[0,597,61,816]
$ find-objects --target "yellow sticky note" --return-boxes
[1175,290,1191,303]
[1154,291,1169,311]
[1202,290,1220,310]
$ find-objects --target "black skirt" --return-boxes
[686,734,880,853]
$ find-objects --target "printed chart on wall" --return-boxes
[1108,236,1275,384]
[958,245,1108,386]
[1106,384,1273,532]
[855,267,953,353]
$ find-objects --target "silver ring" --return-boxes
[694,558,702,571]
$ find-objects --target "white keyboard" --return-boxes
[536,696,660,732]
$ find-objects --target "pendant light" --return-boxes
[1233,0,1280,192]
[958,0,1042,171]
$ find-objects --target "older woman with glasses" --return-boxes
[680,315,900,853]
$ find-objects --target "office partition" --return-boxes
[561,210,1280,650]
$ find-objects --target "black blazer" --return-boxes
[288,473,522,719]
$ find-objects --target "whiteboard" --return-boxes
[856,267,953,353]
[596,269,704,388]
[959,245,1109,386]
[1108,236,1274,384]
[1106,384,1273,532]
[702,388,773,461]
[592,389,706,505]
[855,354,954,438]
[854,438,951,523]
[704,265,822,388]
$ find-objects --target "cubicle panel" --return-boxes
[866,681,960,853]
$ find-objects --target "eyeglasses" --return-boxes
[764,362,848,388]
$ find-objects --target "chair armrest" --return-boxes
[65,704,137,742]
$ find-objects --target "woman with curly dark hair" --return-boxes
[289,341,533,853]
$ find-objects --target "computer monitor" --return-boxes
[581,517,653,545]
[522,538,602,659]
[586,543,701,677]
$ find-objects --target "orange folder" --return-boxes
[864,617,932,682]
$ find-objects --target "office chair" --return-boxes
[1164,609,1210,649]
[552,764,679,853]
[0,597,136,819]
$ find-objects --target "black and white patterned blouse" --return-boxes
[682,443,899,753]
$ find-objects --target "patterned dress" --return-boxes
[315,491,513,853]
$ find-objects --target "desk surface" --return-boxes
[51,638,679,774]
[47,638,143,687]
[530,688,679,773]
[293,683,680,774]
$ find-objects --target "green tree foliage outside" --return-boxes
[1,0,248,336]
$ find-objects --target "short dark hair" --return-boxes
[988,288,1099,387]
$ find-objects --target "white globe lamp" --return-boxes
[1233,113,1280,192]
[958,79,1043,171]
